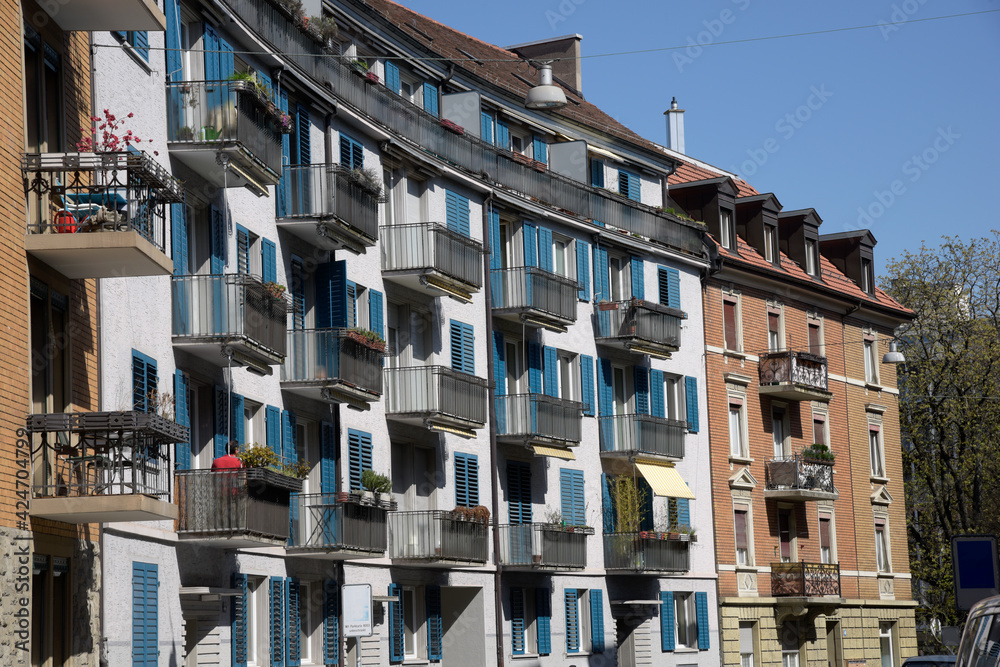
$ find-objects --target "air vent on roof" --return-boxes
[401,20,433,42]
[455,48,484,66]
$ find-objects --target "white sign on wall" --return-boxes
[342,584,373,638]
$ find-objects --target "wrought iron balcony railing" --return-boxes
[598,414,686,460]
[764,456,837,500]
[758,350,831,400]
[288,494,388,556]
[281,329,384,402]
[771,562,841,598]
[495,393,583,445]
[603,533,691,572]
[277,164,381,248]
[385,365,489,429]
[594,299,683,358]
[497,523,592,569]
[491,267,579,327]
[389,510,489,563]
[381,222,484,296]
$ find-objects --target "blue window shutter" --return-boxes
[488,208,501,271]
[295,103,312,203]
[543,346,558,397]
[171,203,188,274]
[265,406,281,455]
[450,320,474,375]
[593,246,610,302]
[634,367,650,415]
[165,0,182,81]
[678,497,690,526]
[492,332,506,397]
[286,579,301,667]
[536,589,551,655]
[454,453,479,507]
[388,583,403,663]
[445,191,470,237]
[210,205,225,274]
[619,169,640,201]
[278,90,290,218]
[618,170,629,198]
[537,226,553,272]
[384,61,400,94]
[423,82,439,116]
[339,133,363,170]
[219,36,234,79]
[560,469,585,525]
[290,257,305,330]
[496,119,509,149]
[631,257,645,299]
[469,454,479,506]
[233,573,249,667]
[323,580,340,665]
[528,342,543,394]
[320,421,336,494]
[506,461,531,523]
[461,323,474,375]
[132,562,158,666]
[262,239,277,283]
[601,474,616,533]
[173,370,191,470]
[650,369,665,418]
[257,71,273,103]
[230,393,245,446]
[576,240,590,300]
[523,222,538,268]
[685,376,700,432]
[481,112,493,144]
[282,410,296,464]
[369,290,384,338]
[288,490,299,548]
[511,587,525,655]
[696,592,710,650]
[659,266,681,309]
[132,31,149,60]
[131,350,156,412]
[597,358,613,417]
[348,430,372,491]
[315,260,347,328]
[590,589,604,653]
[532,136,548,164]
[426,585,443,660]
[270,577,285,667]
[660,591,675,651]
[213,386,227,458]
[590,159,604,188]
[565,589,579,653]
[236,226,249,274]
[203,23,219,80]
[580,355,595,417]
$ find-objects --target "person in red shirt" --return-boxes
[212,440,243,470]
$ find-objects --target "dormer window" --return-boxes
[805,238,819,277]
[861,258,875,294]
[720,209,735,250]
[763,224,777,263]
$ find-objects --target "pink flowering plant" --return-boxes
[76,109,155,154]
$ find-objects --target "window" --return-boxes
[879,622,896,667]
[768,309,783,352]
[729,398,747,458]
[402,586,423,659]
[559,469,585,525]
[389,583,441,662]
[608,254,631,302]
[739,622,757,667]
[30,279,68,416]
[864,335,880,384]
[235,225,259,276]
[32,555,70,666]
[511,134,525,154]
[590,159,604,188]
[674,593,697,649]
[875,518,890,572]
[812,413,828,446]
[807,318,823,355]
[723,295,741,351]
[720,209,735,250]
[564,589,603,654]
[339,132,363,169]
[454,452,479,507]
[734,506,751,565]
[781,622,801,667]
[557,351,578,402]
[862,258,875,295]
[552,235,571,278]
[657,266,681,310]
[131,350,158,413]
[869,427,885,478]
[772,407,788,458]
[805,239,819,276]
[819,512,834,564]
[348,429,373,491]
[665,375,682,421]
[778,507,795,563]
[112,30,150,61]
[618,168,640,201]
[24,24,64,155]
[449,319,474,375]
[660,591,709,652]
[392,444,436,511]
[763,224,778,263]
[132,562,158,667]
[511,588,551,656]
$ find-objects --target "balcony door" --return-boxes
[777,508,795,563]
[505,340,526,434]
[613,365,630,450]
[772,407,789,458]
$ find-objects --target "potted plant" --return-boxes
[348,167,384,199]
[802,443,835,464]
[350,59,369,76]
[236,443,305,490]
[361,469,393,507]
[177,126,194,141]
[262,281,286,301]
[345,327,386,352]
[278,113,294,134]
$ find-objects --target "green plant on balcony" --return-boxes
[348,166,384,199]
[609,475,646,534]
[262,281,286,301]
[227,71,272,103]
[237,443,309,479]
[802,442,835,463]
[346,327,386,352]
[309,16,339,43]
[350,59,369,74]
[361,469,392,495]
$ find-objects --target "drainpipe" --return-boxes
[482,191,504,667]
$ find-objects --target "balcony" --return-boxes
[276,164,381,253]
[381,223,484,301]
[39,0,165,31]
[172,274,288,373]
[175,468,301,547]
[495,394,583,447]
[389,510,488,565]
[764,456,838,501]
[758,350,832,401]
[287,494,388,559]
[598,414,686,461]
[385,366,489,434]
[281,329,384,408]
[594,299,684,359]
[497,524,592,570]
[166,80,282,195]
[25,411,185,523]
[603,533,691,573]
[492,267,579,332]
[771,562,842,600]
[21,151,182,278]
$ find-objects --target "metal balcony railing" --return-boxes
[758,350,829,392]
[175,468,299,542]
[497,524,592,569]
[765,456,836,495]
[384,365,489,427]
[495,393,583,444]
[288,494,388,554]
[771,562,841,597]
[381,222,484,290]
[281,329,384,397]
[594,299,683,352]
[25,411,185,499]
[165,80,282,177]
[603,533,691,572]
[217,0,706,256]
[389,510,489,563]
[492,267,579,324]
[172,274,288,359]
[277,164,380,242]
[598,414,686,459]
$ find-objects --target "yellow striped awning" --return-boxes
[531,445,576,461]
[634,459,695,499]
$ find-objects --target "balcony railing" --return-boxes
[594,299,683,357]
[598,414,686,460]
[219,0,704,255]
[381,222,484,295]
[385,365,489,428]
[165,80,282,188]
[277,164,380,248]
[604,533,691,572]
[21,151,182,278]
[172,274,288,364]
[281,329,384,402]
[288,494,388,556]
[495,393,583,445]
[497,524,592,569]
[764,456,837,500]
[492,267,579,327]
[771,562,841,597]
[758,350,831,400]
[176,468,301,545]
[24,411,186,523]
[389,510,489,563]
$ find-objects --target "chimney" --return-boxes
[664,97,686,154]
[506,34,583,95]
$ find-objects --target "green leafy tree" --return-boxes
[884,231,1000,653]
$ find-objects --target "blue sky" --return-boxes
[405,0,1000,276]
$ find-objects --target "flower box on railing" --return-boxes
[345,328,386,352]
[343,491,397,511]
[365,72,380,84]
[637,530,698,543]
[243,466,303,492]
[540,524,595,535]
[440,119,465,135]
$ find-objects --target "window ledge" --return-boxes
[870,475,890,484]
[512,653,542,660]
[865,381,884,392]
[402,660,430,666]
[723,349,750,360]
[729,456,754,465]
[876,571,895,578]
[673,646,700,653]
